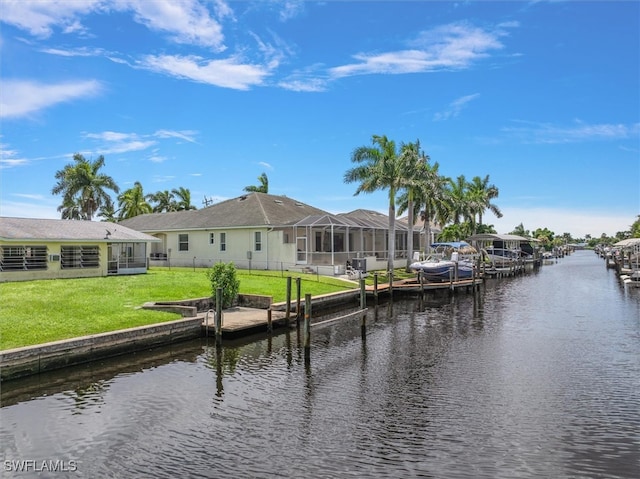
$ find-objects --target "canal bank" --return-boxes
[0,273,489,381]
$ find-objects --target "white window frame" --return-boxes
[178,234,189,252]
[254,231,262,252]
[220,232,226,252]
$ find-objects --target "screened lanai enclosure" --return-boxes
[287,210,418,273]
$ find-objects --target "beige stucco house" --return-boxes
[0,217,159,282]
[118,193,412,275]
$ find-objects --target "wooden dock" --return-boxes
[202,307,290,338]
[366,276,482,294]
[202,276,482,340]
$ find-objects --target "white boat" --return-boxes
[410,242,476,282]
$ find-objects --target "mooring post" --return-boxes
[304,293,312,363]
[389,271,394,298]
[267,307,272,333]
[449,268,454,292]
[285,276,292,327]
[215,287,223,345]
[296,277,301,325]
[373,273,379,304]
[359,278,367,337]
[419,270,425,299]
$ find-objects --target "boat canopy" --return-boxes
[467,233,538,242]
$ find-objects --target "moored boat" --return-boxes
[410,241,476,282]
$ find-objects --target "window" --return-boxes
[209,233,215,245]
[254,231,262,251]
[61,246,99,269]
[220,232,226,252]
[0,245,47,271]
[178,234,189,252]
[283,232,290,244]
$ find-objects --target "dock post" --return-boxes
[296,277,301,325]
[419,271,425,300]
[373,273,379,304]
[285,276,292,327]
[389,271,394,298]
[360,278,367,337]
[304,293,312,364]
[267,307,272,333]
[449,268,454,293]
[215,287,223,345]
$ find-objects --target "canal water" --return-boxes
[1,251,639,478]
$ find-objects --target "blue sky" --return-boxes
[1,0,638,239]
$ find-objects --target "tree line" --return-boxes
[51,155,273,221]
[51,154,196,221]
[344,134,503,271]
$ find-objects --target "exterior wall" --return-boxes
[0,241,109,283]
[152,227,291,270]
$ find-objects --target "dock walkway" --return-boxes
[204,276,482,338]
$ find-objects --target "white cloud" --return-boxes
[503,120,640,144]
[119,0,227,51]
[138,54,271,90]
[434,93,480,121]
[0,0,101,37]
[278,0,305,22]
[0,79,103,119]
[258,162,273,170]
[83,129,199,158]
[330,21,512,78]
[154,129,198,143]
[1,0,230,49]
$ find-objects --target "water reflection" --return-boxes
[1,252,639,478]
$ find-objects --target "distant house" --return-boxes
[0,217,159,282]
[118,192,411,274]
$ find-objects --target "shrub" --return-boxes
[206,262,240,309]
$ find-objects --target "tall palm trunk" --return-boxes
[405,194,414,271]
[388,188,396,273]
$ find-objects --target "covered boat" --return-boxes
[409,242,476,282]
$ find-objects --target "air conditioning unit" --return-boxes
[49,254,60,262]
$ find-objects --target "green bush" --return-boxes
[206,262,240,308]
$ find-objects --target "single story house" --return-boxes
[0,217,159,282]
[118,192,418,275]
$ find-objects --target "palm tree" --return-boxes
[51,153,119,220]
[344,134,403,273]
[396,140,429,270]
[448,175,473,226]
[243,173,269,193]
[468,175,502,234]
[171,187,196,211]
[57,197,85,220]
[147,190,176,213]
[398,157,451,257]
[97,201,118,222]
[117,182,152,219]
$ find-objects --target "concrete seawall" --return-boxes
[0,290,361,382]
[0,316,203,382]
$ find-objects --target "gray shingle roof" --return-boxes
[0,217,159,242]
[118,193,331,231]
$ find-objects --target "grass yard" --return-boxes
[0,267,356,350]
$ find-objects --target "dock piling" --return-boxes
[215,287,223,345]
[373,273,379,304]
[285,276,292,327]
[304,293,311,364]
[296,277,301,325]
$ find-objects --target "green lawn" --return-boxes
[0,267,356,350]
